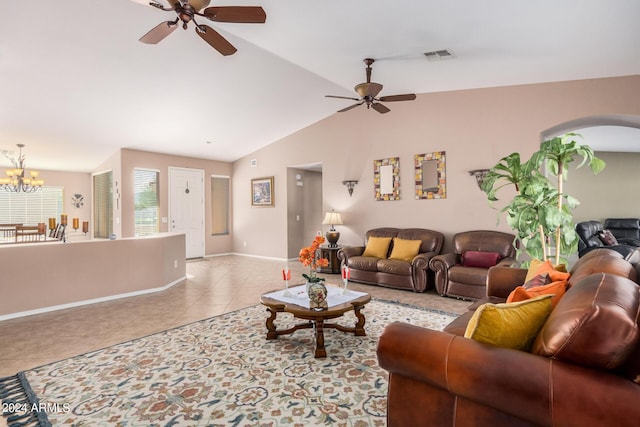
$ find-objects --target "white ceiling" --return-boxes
[1,0,639,172]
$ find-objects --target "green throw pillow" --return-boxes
[464,294,554,351]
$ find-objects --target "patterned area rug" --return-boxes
[1,299,456,426]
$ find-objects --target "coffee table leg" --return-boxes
[314,319,327,358]
[353,305,366,336]
[265,308,278,340]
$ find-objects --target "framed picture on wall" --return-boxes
[374,157,400,201]
[251,176,275,207]
[415,151,446,199]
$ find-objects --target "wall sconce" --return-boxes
[342,180,359,197]
[469,169,490,190]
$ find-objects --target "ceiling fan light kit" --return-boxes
[326,58,416,114]
[140,0,266,55]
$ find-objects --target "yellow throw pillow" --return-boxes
[362,236,392,258]
[464,295,554,351]
[388,238,422,262]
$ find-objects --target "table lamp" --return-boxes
[322,211,343,248]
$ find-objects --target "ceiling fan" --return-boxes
[138,0,266,56]
[326,58,417,114]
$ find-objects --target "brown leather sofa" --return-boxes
[429,230,517,299]
[337,227,444,292]
[377,248,640,427]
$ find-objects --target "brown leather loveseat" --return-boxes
[338,227,444,292]
[377,248,640,426]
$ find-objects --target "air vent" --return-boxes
[423,49,455,61]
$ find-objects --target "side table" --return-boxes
[318,246,341,274]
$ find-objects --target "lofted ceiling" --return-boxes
[1,0,639,172]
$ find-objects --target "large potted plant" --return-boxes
[481,133,605,266]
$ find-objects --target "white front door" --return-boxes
[169,167,205,259]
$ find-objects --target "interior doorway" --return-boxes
[169,167,205,259]
[286,164,323,259]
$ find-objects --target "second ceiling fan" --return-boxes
[138,0,266,56]
[326,58,416,114]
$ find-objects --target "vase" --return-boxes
[308,282,328,310]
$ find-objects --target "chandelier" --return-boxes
[0,144,45,193]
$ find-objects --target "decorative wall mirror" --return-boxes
[374,157,400,200]
[415,151,446,199]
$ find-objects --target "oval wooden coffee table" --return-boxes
[260,287,371,358]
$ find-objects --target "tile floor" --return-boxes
[0,255,470,377]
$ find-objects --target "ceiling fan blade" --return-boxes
[325,95,360,101]
[372,102,391,114]
[379,94,417,102]
[166,0,181,9]
[338,102,364,113]
[139,21,178,44]
[203,6,266,23]
[196,24,237,55]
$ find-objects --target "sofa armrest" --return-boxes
[429,253,458,295]
[429,252,458,271]
[412,251,439,270]
[618,237,640,247]
[337,246,364,265]
[496,256,518,268]
[377,322,640,427]
[486,266,527,299]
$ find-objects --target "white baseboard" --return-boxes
[208,252,290,262]
[0,275,187,322]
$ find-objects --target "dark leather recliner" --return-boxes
[576,220,638,258]
[429,230,517,300]
[604,218,640,246]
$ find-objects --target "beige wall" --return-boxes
[231,75,640,258]
[120,149,233,255]
[27,169,92,239]
[568,151,640,222]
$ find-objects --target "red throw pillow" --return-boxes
[461,251,501,268]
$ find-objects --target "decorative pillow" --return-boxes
[532,273,640,370]
[525,259,570,282]
[507,280,568,308]
[598,229,619,246]
[523,273,552,289]
[464,295,554,351]
[461,251,501,268]
[362,236,393,258]
[388,238,422,262]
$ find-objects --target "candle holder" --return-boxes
[82,221,89,235]
[341,265,351,295]
[281,267,292,297]
[73,217,79,231]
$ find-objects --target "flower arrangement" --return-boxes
[299,235,329,283]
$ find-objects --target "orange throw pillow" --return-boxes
[525,259,570,282]
[507,280,568,308]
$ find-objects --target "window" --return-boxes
[211,175,229,235]
[93,171,113,238]
[0,187,63,224]
[134,168,159,237]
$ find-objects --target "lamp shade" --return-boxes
[322,212,343,226]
